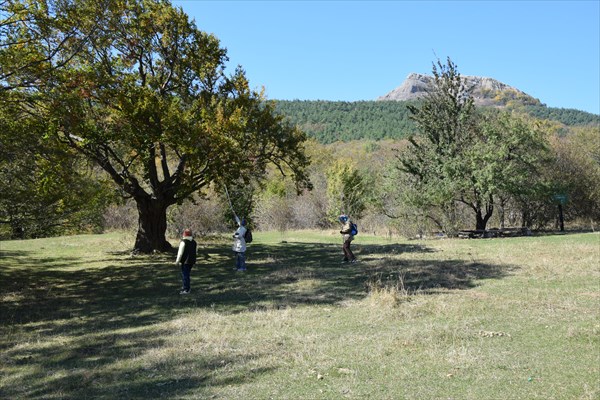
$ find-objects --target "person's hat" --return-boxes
[339,214,348,222]
[183,229,193,237]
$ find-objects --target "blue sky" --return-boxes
[173,0,600,115]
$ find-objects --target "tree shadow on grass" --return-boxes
[3,334,276,400]
[192,242,514,310]
[0,246,288,399]
[0,239,515,399]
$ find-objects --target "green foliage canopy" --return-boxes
[0,97,114,238]
[398,58,551,232]
[326,159,366,221]
[1,0,311,251]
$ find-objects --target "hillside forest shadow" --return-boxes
[0,239,516,399]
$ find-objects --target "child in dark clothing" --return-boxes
[175,229,197,294]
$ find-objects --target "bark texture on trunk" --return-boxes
[134,197,172,253]
[475,200,494,231]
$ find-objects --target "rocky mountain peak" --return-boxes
[378,73,542,107]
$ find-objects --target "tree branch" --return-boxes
[159,143,170,181]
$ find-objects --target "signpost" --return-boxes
[553,194,568,205]
[553,194,568,232]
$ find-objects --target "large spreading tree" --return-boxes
[398,58,549,232]
[1,0,311,252]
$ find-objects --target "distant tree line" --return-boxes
[522,105,600,127]
[275,100,419,143]
[275,100,599,144]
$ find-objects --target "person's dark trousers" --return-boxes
[235,252,246,270]
[181,264,193,291]
[342,239,355,261]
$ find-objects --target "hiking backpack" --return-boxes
[244,228,253,243]
[350,223,358,236]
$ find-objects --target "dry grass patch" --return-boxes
[1,231,598,399]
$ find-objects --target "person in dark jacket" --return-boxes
[175,229,197,294]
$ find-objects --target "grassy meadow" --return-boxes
[0,230,599,399]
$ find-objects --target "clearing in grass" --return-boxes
[0,231,598,399]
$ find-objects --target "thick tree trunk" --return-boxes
[133,196,173,253]
[475,211,486,231]
[475,206,493,231]
[474,195,494,231]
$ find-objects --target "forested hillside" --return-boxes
[522,105,600,126]
[275,100,600,143]
[274,100,418,143]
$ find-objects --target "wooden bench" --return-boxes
[458,227,531,238]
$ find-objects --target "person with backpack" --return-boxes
[339,214,357,263]
[232,216,249,271]
[175,228,197,294]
